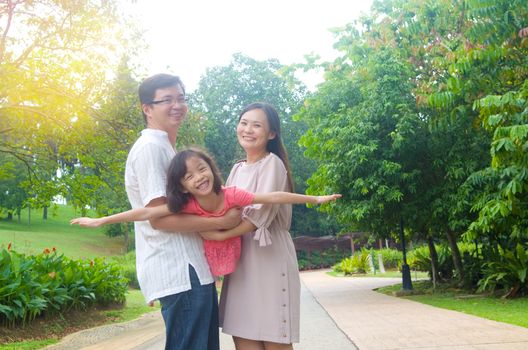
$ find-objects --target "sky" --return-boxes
[128,0,373,92]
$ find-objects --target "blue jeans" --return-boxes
[159,266,219,350]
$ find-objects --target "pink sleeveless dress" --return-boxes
[181,186,254,276]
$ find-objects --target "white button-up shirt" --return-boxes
[125,129,213,303]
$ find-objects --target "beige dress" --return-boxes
[219,153,301,344]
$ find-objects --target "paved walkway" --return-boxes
[301,270,528,350]
[45,270,528,350]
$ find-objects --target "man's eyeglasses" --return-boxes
[150,97,187,106]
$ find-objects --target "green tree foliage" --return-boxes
[425,0,527,294]
[298,48,423,237]
[67,58,143,248]
[298,0,527,290]
[0,154,28,220]
[469,84,528,243]
[0,0,131,213]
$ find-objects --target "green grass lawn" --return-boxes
[0,204,127,259]
[0,205,155,349]
[377,281,528,329]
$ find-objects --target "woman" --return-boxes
[202,102,300,350]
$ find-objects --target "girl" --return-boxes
[71,147,340,277]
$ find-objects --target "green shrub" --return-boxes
[85,257,128,305]
[456,243,483,287]
[0,248,127,327]
[111,251,139,289]
[332,250,371,275]
[296,248,350,270]
[407,245,430,272]
[297,257,310,270]
[407,244,454,280]
[378,248,403,269]
[477,244,528,298]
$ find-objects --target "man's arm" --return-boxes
[147,197,242,232]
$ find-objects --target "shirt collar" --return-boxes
[141,128,169,139]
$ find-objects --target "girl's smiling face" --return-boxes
[180,156,215,197]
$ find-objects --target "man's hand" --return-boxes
[218,207,242,230]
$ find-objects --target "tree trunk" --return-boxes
[378,253,386,274]
[43,206,48,220]
[350,234,355,256]
[7,212,13,221]
[427,237,441,285]
[445,230,464,282]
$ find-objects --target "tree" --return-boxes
[0,0,131,214]
[299,0,528,290]
[297,46,428,239]
[0,153,29,221]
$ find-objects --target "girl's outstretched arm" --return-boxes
[70,204,172,228]
[199,193,340,241]
[252,192,341,205]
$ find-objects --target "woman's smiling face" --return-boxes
[236,108,276,153]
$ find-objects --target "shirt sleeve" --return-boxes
[132,143,169,207]
[242,156,289,247]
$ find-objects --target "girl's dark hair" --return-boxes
[239,102,295,192]
[166,148,223,213]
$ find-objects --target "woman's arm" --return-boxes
[252,192,341,205]
[199,219,257,241]
[70,204,172,228]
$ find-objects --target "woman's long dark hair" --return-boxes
[239,102,294,192]
[166,148,223,213]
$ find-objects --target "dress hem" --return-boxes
[221,327,299,344]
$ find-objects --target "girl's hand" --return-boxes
[70,217,103,228]
[315,194,342,204]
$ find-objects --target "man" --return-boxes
[126,74,240,350]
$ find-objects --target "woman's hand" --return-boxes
[314,194,342,204]
[70,217,104,228]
